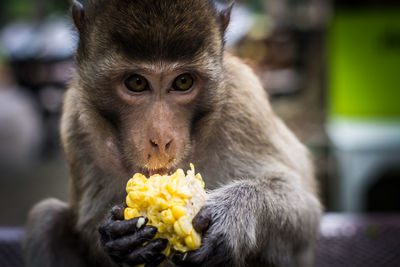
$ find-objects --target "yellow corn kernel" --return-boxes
[161,209,175,224]
[155,198,169,210]
[170,198,186,206]
[126,195,137,208]
[173,241,187,252]
[177,216,192,236]
[165,182,177,195]
[128,190,145,202]
[151,174,162,179]
[157,224,167,233]
[147,194,157,206]
[177,189,192,198]
[193,231,202,248]
[134,184,149,191]
[124,207,139,219]
[133,173,147,182]
[152,221,163,230]
[173,221,186,238]
[143,191,155,202]
[185,231,201,250]
[171,205,186,219]
[195,174,205,188]
[176,169,185,177]
[190,163,195,171]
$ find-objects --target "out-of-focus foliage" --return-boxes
[0,0,69,25]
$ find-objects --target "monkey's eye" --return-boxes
[124,74,148,92]
[173,73,194,91]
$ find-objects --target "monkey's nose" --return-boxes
[149,138,173,154]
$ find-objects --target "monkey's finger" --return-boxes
[192,206,212,233]
[144,253,166,267]
[177,235,232,267]
[110,205,125,220]
[172,252,200,267]
[171,252,185,265]
[99,218,115,244]
[104,226,157,252]
[126,239,168,265]
[99,207,124,241]
[107,217,149,237]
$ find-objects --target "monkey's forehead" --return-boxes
[79,0,223,62]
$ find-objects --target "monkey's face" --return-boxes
[115,64,208,175]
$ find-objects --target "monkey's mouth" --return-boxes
[141,167,176,177]
[140,157,179,177]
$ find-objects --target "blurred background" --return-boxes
[1,0,400,222]
[0,0,400,265]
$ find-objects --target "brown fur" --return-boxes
[25,1,321,266]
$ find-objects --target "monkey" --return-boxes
[24,0,322,267]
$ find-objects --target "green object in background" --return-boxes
[328,9,400,119]
[0,0,69,25]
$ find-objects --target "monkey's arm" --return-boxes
[173,166,321,267]
[24,198,88,267]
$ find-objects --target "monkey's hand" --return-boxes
[171,185,247,267]
[99,205,168,267]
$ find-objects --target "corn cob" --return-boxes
[124,164,207,256]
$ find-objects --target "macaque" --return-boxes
[25,0,322,267]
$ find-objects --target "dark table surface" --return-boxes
[1,213,400,267]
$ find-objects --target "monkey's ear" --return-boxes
[71,0,85,32]
[219,2,234,32]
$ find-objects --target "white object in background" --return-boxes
[327,118,400,211]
